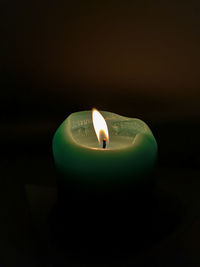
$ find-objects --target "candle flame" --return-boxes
[92,108,109,145]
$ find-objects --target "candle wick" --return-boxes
[103,138,106,149]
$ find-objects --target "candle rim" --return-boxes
[62,110,157,151]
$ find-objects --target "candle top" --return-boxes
[67,110,154,150]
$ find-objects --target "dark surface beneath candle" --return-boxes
[1,0,200,265]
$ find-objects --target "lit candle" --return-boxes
[52,109,158,254]
[52,109,157,189]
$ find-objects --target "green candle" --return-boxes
[52,109,157,189]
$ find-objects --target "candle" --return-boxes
[52,109,157,189]
[52,109,158,255]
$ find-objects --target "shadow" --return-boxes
[46,180,184,264]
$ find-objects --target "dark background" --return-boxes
[1,1,200,266]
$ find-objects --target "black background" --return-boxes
[1,1,200,266]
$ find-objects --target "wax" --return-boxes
[52,110,158,255]
[52,110,157,188]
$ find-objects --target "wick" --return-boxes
[103,138,106,149]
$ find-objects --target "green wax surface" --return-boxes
[53,110,157,185]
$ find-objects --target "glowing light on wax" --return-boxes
[92,108,109,147]
[53,109,157,182]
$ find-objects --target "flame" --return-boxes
[92,108,109,144]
